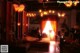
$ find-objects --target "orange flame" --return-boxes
[42,20,57,40]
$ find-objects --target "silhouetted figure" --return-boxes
[58,31,64,53]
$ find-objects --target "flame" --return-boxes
[42,20,57,40]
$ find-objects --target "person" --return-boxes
[58,31,64,53]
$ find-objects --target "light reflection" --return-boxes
[49,41,60,53]
[40,13,43,17]
[61,13,65,17]
[13,4,18,11]
[58,13,65,17]
[49,41,56,53]
[49,10,52,13]
[52,10,55,13]
[74,1,79,6]
[18,4,25,12]
[26,13,36,17]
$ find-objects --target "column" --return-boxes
[71,9,77,28]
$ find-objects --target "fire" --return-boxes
[42,19,59,53]
[42,20,57,40]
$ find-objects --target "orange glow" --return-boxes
[58,13,61,17]
[17,23,20,26]
[49,10,51,13]
[43,11,48,15]
[42,20,57,40]
[64,1,72,7]
[39,9,42,13]
[58,13,65,17]
[13,4,19,11]
[61,13,65,17]
[74,1,79,6]
[13,4,25,12]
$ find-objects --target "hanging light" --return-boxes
[13,4,25,12]
[46,0,49,2]
[64,1,72,7]
[39,9,42,13]
[26,24,28,26]
[43,11,48,15]
[49,10,52,13]
[58,12,65,17]
[38,0,43,3]
[52,10,55,13]
[40,13,43,17]
[58,13,61,17]
[61,13,65,17]
[73,1,79,6]
[13,4,19,11]
[18,4,25,12]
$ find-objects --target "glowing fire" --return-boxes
[42,20,57,40]
[42,19,59,53]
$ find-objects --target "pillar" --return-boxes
[71,9,77,28]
